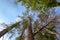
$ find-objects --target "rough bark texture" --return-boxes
[0,22,20,38]
[25,17,34,40]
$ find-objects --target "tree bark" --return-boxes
[25,17,34,40]
[0,22,20,38]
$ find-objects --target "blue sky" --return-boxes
[0,0,26,24]
[0,0,26,40]
[0,0,60,24]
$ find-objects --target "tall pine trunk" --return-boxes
[25,17,34,40]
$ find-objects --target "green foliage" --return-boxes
[23,19,28,29]
[16,37,20,40]
[16,36,24,40]
[39,0,57,8]
[17,0,21,2]
[18,0,60,11]
[7,22,20,32]
[8,27,12,32]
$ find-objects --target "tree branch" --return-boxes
[0,21,21,38]
[33,20,55,36]
[34,20,60,36]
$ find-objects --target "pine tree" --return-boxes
[0,0,60,40]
